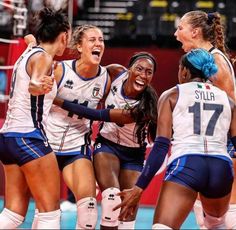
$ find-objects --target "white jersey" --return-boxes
[46,60,109,154]
[0,46,57,140]
[100,71,140,147]
[169,82,232,164]
[210,47,236,98]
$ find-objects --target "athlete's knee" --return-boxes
[0,208,24,229]
[225,204,236,229]
[101,187,121,227]
[152,223,172,229]
[203,212,226,229]
[76,197,98,229]
[193,200,206,229]
[37,209,61,229]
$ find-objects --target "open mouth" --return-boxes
[92,50,100,58]
[135,79,145,86]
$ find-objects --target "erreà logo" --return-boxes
[92,87,100,98]
[64,80,73,89]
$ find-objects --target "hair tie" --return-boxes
[207,13,215,25]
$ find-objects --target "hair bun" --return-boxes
[201,62,218,78]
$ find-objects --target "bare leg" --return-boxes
[3,164,31,216]
[63,158,97,229]
[200,193,231,217]
[153,181,197,229]
[62,158,96,199]
[118,169,141,229]
[94,153,120,191]
[21,152,60,212]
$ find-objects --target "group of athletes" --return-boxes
[0,6,235,230]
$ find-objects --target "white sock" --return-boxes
[226,204,236,229]
[119,220,135,229]
[204,212,226,229]
[0,208,24,229]
[193,199,206,229]
[37,209,61,229]
[152,223,172,229]
[31,208,39,229]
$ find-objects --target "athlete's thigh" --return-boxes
[93,152,120,191]
[3,164,30,216]
[154,181,197,229]
[119,169,141,190]
[21,152,60,211]
[200,193,231,217]
[62,158,96,199]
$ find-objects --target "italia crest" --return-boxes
[92,87,100,98]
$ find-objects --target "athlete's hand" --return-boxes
[38,61,59,94]
[24,34,37,46]
[41,75,54,94]
[113,186,143,220]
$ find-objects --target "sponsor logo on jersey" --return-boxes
[64,80,74,89]
[111,86,117,95]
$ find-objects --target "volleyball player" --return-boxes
[41,25,109,229]
[113,48,236,229]
[174,10,236,229]
[54,51,158,229]
[0,7,71,229]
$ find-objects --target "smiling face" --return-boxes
[127,58,154,96]
[174,16,197,52]
[77,28,105,65]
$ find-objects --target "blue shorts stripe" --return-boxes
[16,138,39,158]
[0,134,53,166]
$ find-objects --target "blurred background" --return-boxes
[1,0,236,48]
[0,0,236,207]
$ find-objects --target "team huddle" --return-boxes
[0,7,236,230]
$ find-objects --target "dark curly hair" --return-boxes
[129,52,158,146]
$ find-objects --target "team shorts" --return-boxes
[165,155,234,198]
[0,134,53,166]
[56,145,92,171]
[93,135,146,172]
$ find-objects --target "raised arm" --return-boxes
[28,52,54,96]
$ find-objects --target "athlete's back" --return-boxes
[170,81,231,163]
[1,46,57,137]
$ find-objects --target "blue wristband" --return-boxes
[135,136,170,190]
[62,100,111,121]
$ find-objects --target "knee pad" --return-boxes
[37,209,61,229]
[76,197,98,229]
[193,200,206,229]
[203,212,226,229]
[101,187,121,225]
[152,223,172,229]
[0,208,24,229]
[225,204,236,229]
